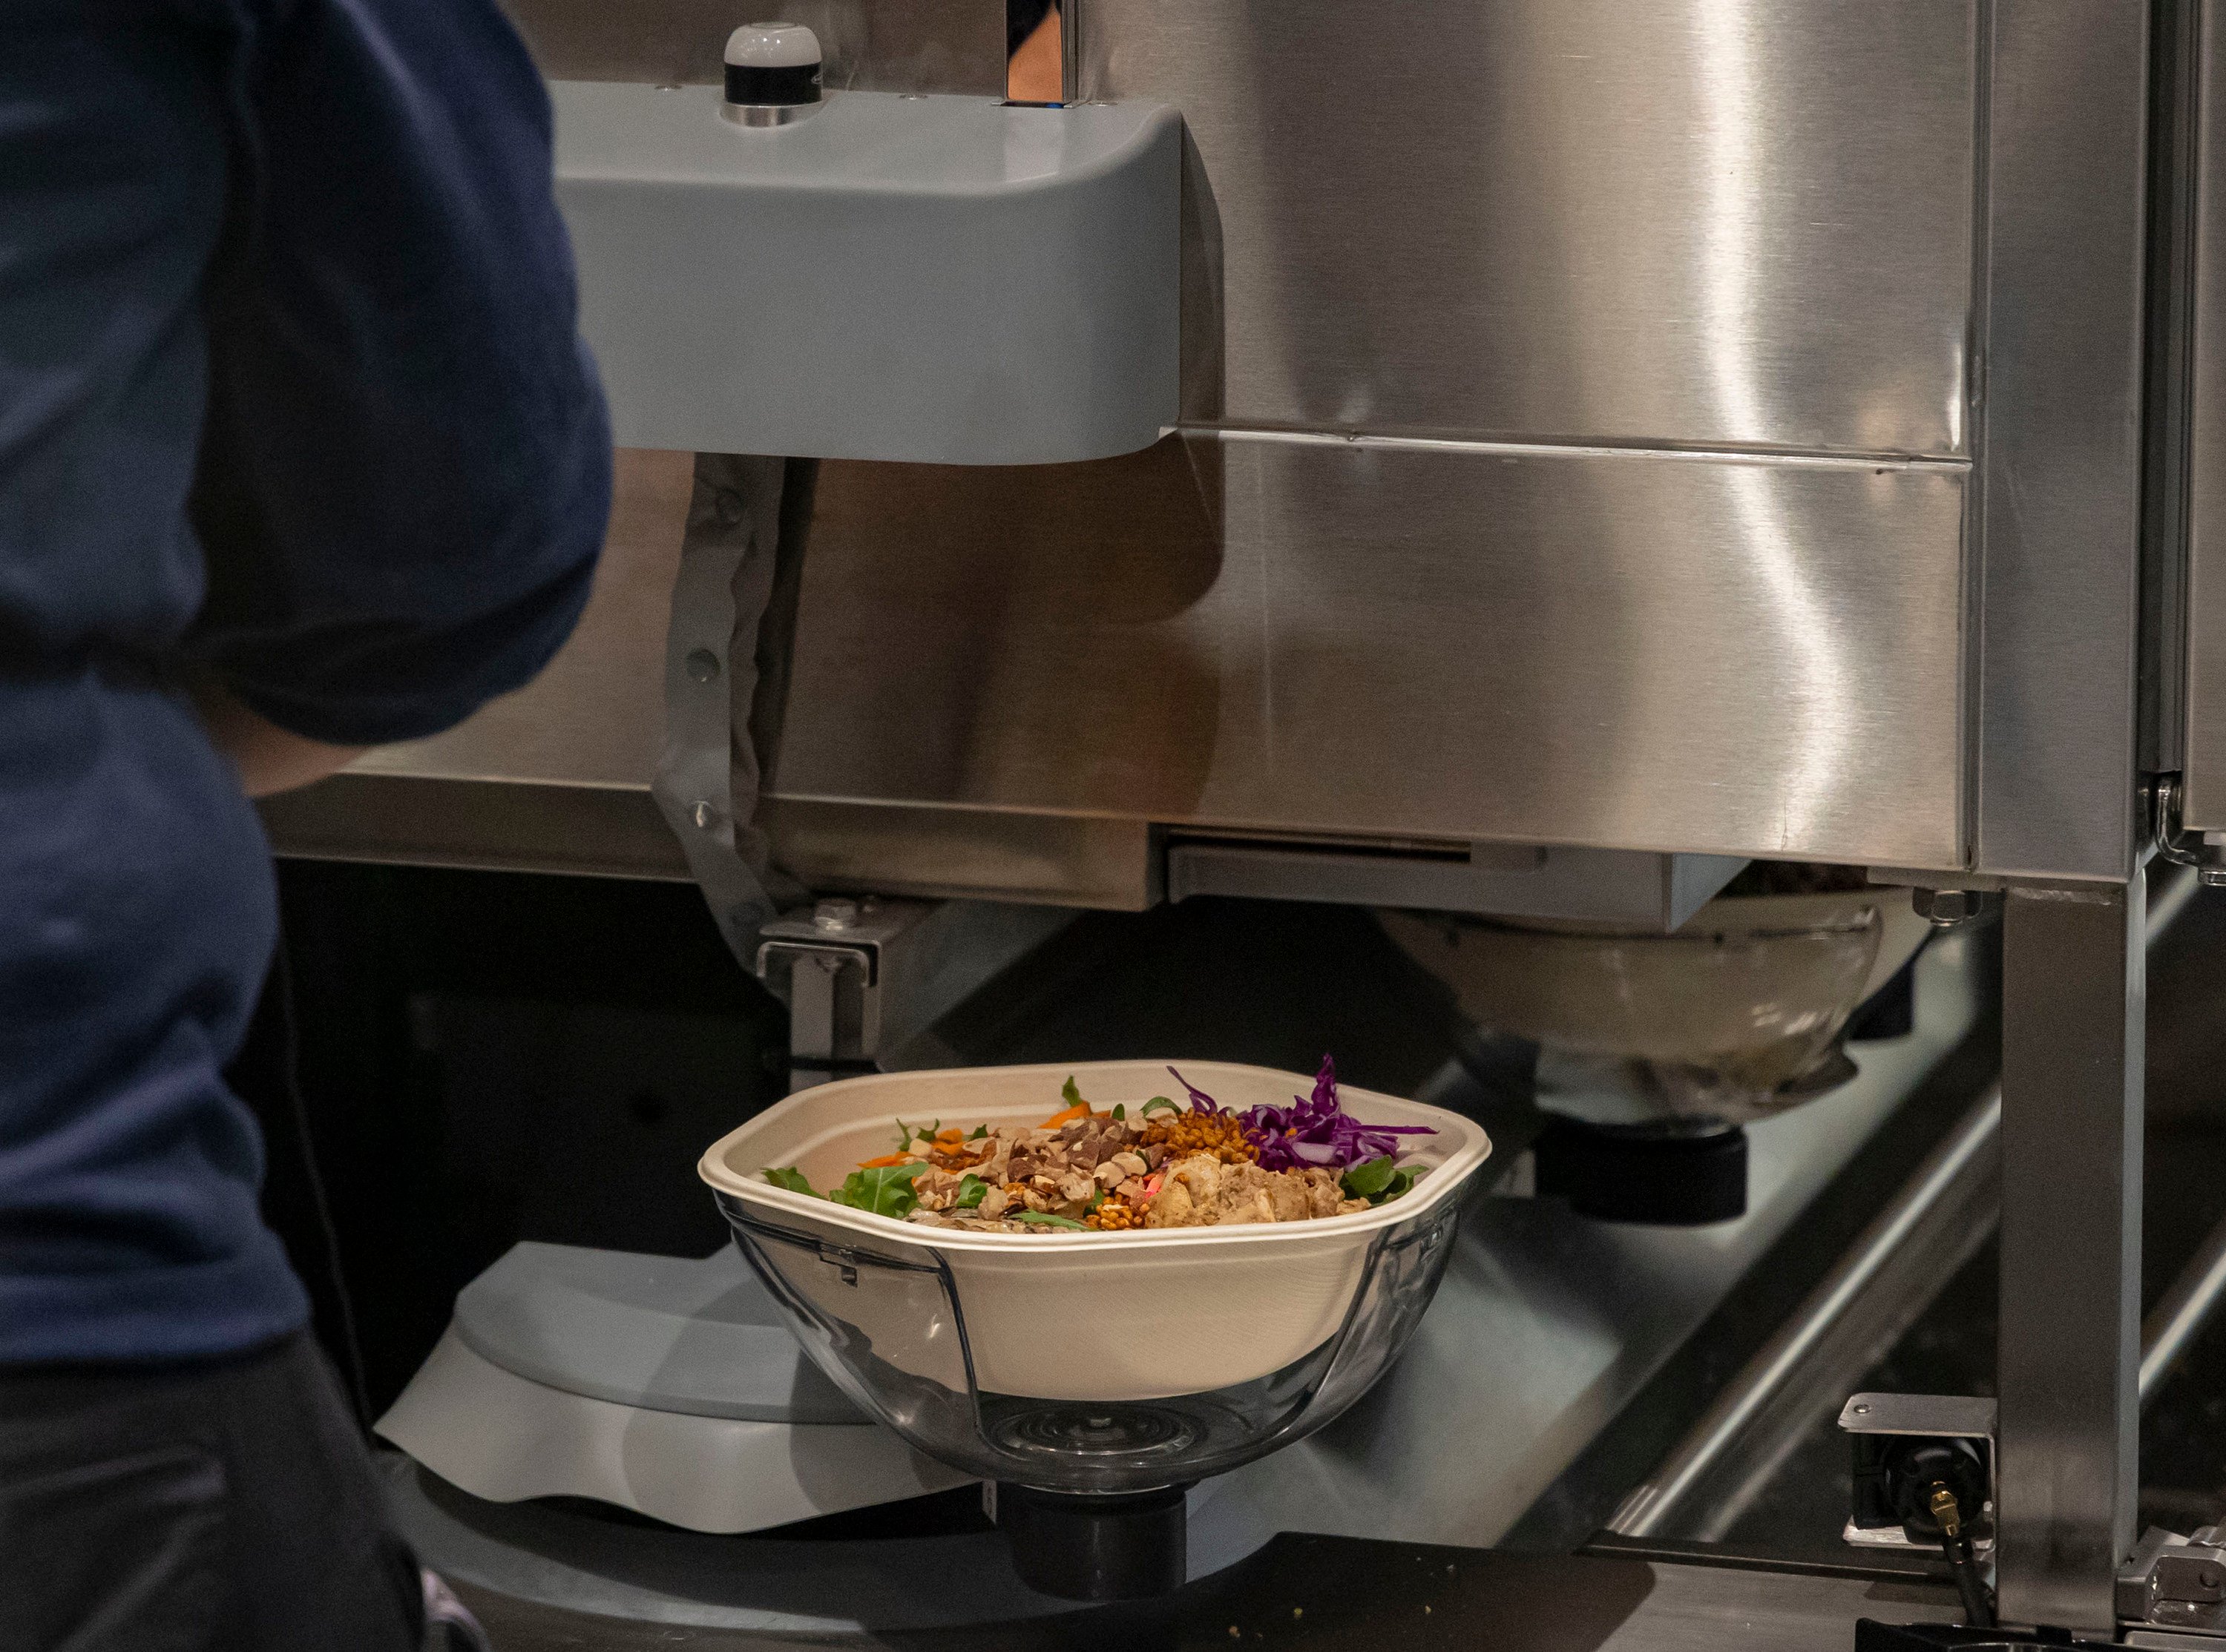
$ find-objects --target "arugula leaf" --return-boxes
[969,1124,989,1139]
[830,1162,929,1218]
[1140,1096,1181,1117]
[1061,1076,1085,1108]
[1014,1211,1088,1230]
[763,1166,819,1197]
[1112,1103,1126,1122]
[892,1117,915,1151]
[955,1174,989,1210]
[1087,1187,1106,1212]
[1341,1156,1397,1200]
[1385,1166,1423,1201]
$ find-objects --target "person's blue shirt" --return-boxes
[0,0,611,1363]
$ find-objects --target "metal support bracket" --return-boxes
[1996,878,2144,1631]
[755,898,1076,1090]
[2151,774,2226,887]
[2121,1527,2226,1634]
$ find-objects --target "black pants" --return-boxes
[0,1332,424,1652]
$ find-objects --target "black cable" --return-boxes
[1927,1482,1996,1629]
[272,924,373,1428]
[1945,1533,1995,1630]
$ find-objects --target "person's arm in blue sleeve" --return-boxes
[184,0,612,751]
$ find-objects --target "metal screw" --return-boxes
[1852,1403,1871,1415]
[685,647,722,683]
[691,800,721,830]
[1912,887,1992,927]
[813,898,860,932]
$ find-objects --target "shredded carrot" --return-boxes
[935,1128,965,1144]
[1039,1102,1091,1128]
[857,1152,913,1168]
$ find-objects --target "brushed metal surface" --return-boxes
[257,775,692,881]
[2184,0,2226,829]
[499,0,1004,95]
[1079,0,1977,454]
[266,448,1161,906]
[758,800,1156,910]
[766,432,1966,867]
[1972,2,2150,878]
[1996,881,2145,1630]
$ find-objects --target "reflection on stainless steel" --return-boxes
[1078,0,1975,453]
[758,799,1157,911]
[2184,1,2226,829]
[769,433,1965,867]
[278,1,2159,895]
[1973,5,2149,881]
[499,0,1005,95]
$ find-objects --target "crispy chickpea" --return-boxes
[1141,1110,1256,1165]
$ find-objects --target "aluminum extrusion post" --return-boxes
[1994,879,2145,1631]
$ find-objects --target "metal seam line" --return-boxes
[1189,424,1973,474]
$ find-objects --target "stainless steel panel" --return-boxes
[1080,0,1977,454]
[499,0,1004,95]
[2184,0,2226,828]
[768,433,1967,868]
[275,447,1160,905]
[758,800,1157,910]
[1997,880,2144,1631]
[1164,839,1746,931]
[1974,3,2150,878]
[258,775,692,881]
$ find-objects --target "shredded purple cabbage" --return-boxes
[1164,1056,1434,1172]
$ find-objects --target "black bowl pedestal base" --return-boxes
[997,1484,1191,1601]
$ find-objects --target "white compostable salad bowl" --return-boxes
[698,1061,1491,1410]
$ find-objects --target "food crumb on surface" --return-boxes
[1227,1627,1239,1639]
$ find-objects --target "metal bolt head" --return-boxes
[685,647,722,683]
[1913,886,1988,927]
[691,799,721,830]
[812,898,860,932]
